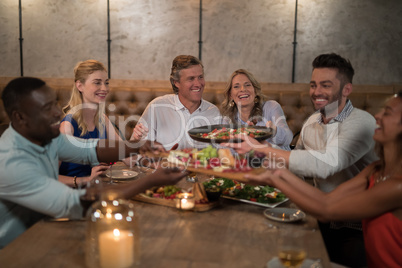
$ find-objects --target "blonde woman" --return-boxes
[221,69,293,150]
[59,60,122,186]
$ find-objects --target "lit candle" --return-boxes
[99,228,134,268]
[175,193,195,210]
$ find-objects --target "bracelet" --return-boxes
[73,176,78,189]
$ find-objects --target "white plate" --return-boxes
[106,169,139,180]
[222,196,289,208]
[263,208,306,222]
[267,257,321,268]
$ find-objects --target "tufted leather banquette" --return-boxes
[0,77,399,143]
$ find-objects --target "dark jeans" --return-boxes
[318,221,367,268]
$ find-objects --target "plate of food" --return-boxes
[203,177,289,208]
[166,146,268,182]
[106,169,139,180]
[188,124,273,143]
[263,208,306,222]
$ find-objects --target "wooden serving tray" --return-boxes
[133,194,219,212]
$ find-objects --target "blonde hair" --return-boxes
[63,60,107,136]
[221,69,265,123]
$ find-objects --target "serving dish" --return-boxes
[223,196,289,208]
[188,124,273,143]
[203,178,288,208]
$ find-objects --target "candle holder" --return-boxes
[85,192,140,268]
[175,193,195,210]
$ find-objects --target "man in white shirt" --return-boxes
[131,55,221,150]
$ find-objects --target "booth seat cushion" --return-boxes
[105,87,173,139]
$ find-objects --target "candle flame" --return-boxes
[113,229,120,237]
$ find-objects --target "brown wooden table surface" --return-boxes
[0,164,331,268]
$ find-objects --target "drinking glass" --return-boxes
[277,229,307,268]
[78,177,103,217]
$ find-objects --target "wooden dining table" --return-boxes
[0,163,331,268]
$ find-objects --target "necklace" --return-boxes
[375,174,391,184]
[375,161,402,184]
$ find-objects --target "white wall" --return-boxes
[0,0,401,84]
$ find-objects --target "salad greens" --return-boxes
[163,185,182,198]
[203,178,286,204]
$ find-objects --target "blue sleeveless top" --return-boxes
[59,114,107,177]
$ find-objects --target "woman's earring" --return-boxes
[254,97,259,104]
[229,100,235,107]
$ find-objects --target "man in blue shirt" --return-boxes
[0,77,188,248]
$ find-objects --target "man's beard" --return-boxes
[317,87,343,118]
[320,99,340,118]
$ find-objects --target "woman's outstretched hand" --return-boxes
[244,169,280,186]
[222,134,264,154]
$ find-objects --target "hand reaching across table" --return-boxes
[243,168,280,186]
[138,140,166,155]
[246,120,277,138]
[145,167,189,187]
[222,133,270,155]
[83,167,189,202]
